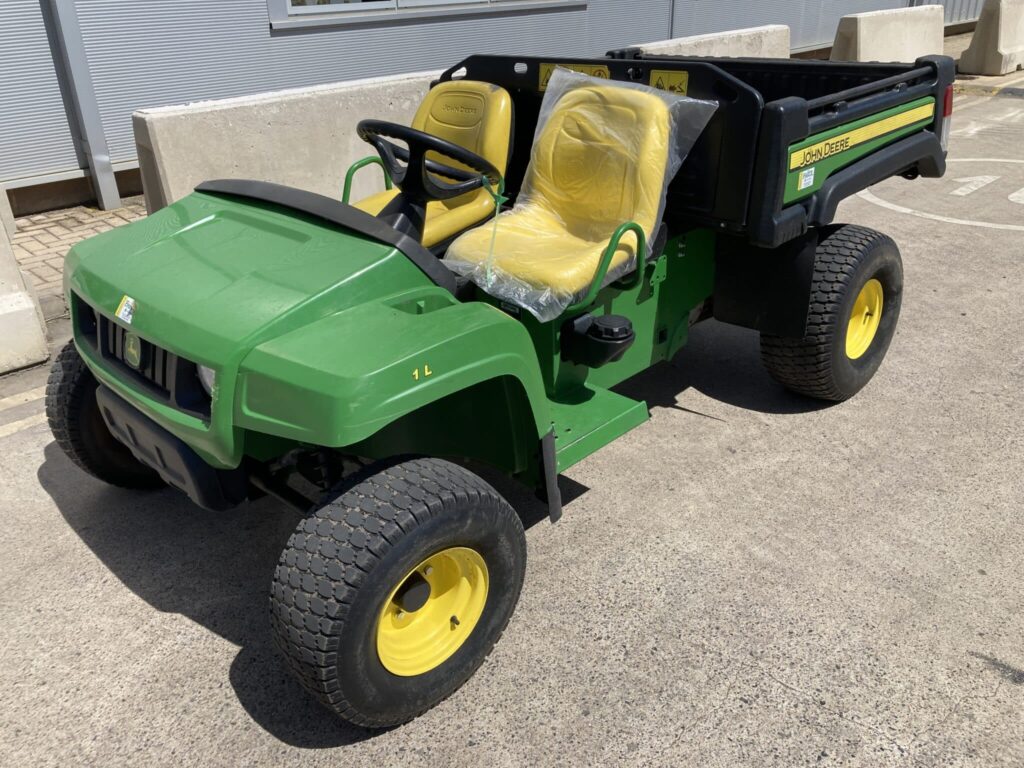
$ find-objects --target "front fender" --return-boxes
[236,294,549,447]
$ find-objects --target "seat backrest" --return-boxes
[412,80,513,208]
[523,85,672,243]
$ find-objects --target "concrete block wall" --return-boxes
[134,26,796,216]
[0,222,48,374]
[959,0,1024,75]
[637,25,791,59]
[831,6,945,63]
[1,190,15,239]
[134,70,440,213]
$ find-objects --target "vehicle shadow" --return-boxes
[615,319,834,416]
[38,442,373,748]
[37,442,586,747]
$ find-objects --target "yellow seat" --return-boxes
[353,80,513,248]
[446,83,671,321]
[445,82,674,320]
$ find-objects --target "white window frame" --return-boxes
[267,0,586,30]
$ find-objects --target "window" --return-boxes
[268,0,586,29]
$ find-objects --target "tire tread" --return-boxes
[761,225,896,401]
[269,457,523,728]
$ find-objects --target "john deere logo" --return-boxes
[124,333,143,370]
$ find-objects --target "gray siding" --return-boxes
[942,0,986,23]
[672,1,981,51]
[3,0,982,186]
[0,0,81,183]
[76,0,671,166]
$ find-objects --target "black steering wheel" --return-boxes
[357,120,502,204]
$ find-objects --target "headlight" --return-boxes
[197,365,216,396]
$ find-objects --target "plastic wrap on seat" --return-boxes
[445,67,717,322]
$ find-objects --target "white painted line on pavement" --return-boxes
[1002,73,1024,88]
[0,412,48,440]
[947,158,1024,164]
[858,190,1024,232]
[953,97,982,112]
[950,176,999,196]
[0,386,46,413]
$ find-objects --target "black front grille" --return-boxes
[104,318,173,394]
[73,293,211,420]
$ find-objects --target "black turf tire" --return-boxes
[760,224,903,402]
[45,341,164,489]
[269,457,526,728]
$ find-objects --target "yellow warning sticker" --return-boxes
[788,103,935,171]
[649,70,689,95]
[539,63,611,91]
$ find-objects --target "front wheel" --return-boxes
[45,341,164,488]
[269,457,526,728]
[761,225,903,401]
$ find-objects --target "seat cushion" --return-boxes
[354,188,497,248]
[352,80,512,248]
[445,202,639,309]
[446,74,673,321]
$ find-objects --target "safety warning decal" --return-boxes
[115,295,137,325]
[649,70,689,95]
[539,63,610,90]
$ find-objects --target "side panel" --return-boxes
[784,97,936,203]
[713,230,819,338]
[237,298,551,450]
[347,376,540,479]
[586,229,716,391]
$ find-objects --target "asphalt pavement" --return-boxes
[1,93,1022,768]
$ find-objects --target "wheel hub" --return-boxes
[376,547,488,677]
[846,278,884,360]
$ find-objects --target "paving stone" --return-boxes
[10,201,146,298]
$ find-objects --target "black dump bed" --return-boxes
[438,53,955,248]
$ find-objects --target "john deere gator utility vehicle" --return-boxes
[47,51,955,727]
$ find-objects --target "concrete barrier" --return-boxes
[134,70,440,213]
[959,0,1024,75]
[638,25,791,59]
[831,6,944,63]
[0,224,48,374]
[1,189,15,239]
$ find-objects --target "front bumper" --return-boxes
[96,386,248,511]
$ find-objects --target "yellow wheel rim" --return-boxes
[846,278,884,360]
[376,547,488,677]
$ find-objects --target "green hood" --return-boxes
[66,190,436,363]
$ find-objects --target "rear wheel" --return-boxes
[269,457,526,728]
[45,341,164,488]
[760,225,903,401]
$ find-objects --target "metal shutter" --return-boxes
[0,0,82,183]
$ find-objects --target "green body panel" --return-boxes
[548,387,649,472]
[66,181,719,487]
[468,229,716,471]
[784,97,936,203]
[237,295,550,447]
[67,191,550,470]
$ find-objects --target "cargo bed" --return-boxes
[439,53,955,248]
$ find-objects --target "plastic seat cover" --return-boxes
[445,69,716,321]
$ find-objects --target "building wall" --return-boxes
[1,0,981,190]
[0,1,82,184]
[671,0,982,50]
[74,0,672,167]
